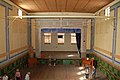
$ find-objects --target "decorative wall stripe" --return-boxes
[0,52,28,73]
[115,54,120,59]
[10,49,28,59]
[0,49,28,64]
[9,46,28,54]
[0,53,7,58]
[94,50,120,64]
[94,46,112,56]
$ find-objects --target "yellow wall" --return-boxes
[115,7,120,61]
[86,19,91,49]
[0,5,6,61]
[9,6,28,56]
[31,19,36,49]
[94,10,114,58]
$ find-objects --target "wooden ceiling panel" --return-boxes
[33,0,48,12]
[81,0,103,13]
[87,0,103,13]
[45,0,57,12]
[66,0,79,12]
[10,0,114,13]
[56,0,67,12]
[90,0,113,13]
[74,0,90,12]
[25,0,40,11]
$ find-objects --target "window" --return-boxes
[105,7,110,16]
[58,33,64,44]
[71,33,76,44]
[18,9,22,19]
[44,33,51,44]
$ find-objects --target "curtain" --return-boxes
[41,28,81,33]
[76,33,81,58]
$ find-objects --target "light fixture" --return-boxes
[76,72,81,75]
[81,71,86,74]
[105,7,110,20]
[78,67,84,70]
[67,54,74,57]
[8,15,114,19]
[18,9,22,19]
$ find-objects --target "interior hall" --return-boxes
[0,0,120,80]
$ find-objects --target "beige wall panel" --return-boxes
[100,10,104,16]
[0,6,6,55]
[9,6,17,16]
[86,19,91,49]
[0,6,5,18]
[116,7,120,60]
[9,6,28,56]
[94,10,114,57]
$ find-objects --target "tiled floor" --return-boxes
[21,64,108,80]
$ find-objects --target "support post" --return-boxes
[91,19,95,51]
[112,7,118,63]
[5,7,10,60]
[27,18,32,47]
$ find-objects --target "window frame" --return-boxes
[71,33,76,45]
[44,33,51,44]
[57,33,64,44]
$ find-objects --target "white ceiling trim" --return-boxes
[8,15,115,19]
[28,12,94,16]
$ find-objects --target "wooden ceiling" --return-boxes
[10,0,114,13]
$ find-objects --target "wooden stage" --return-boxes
[40,51,80,59]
